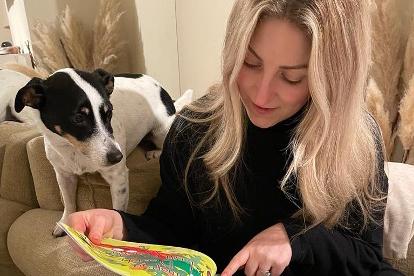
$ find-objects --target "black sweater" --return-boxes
[119,110,402,275]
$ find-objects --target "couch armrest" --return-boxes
[0,122,39,208]
[0,198,31,269]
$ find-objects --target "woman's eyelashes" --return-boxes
[243,60,304,85]
[243,61,261,69]
[280,73,303,85]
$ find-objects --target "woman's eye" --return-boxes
[243,61,261,69]
[281,73,302,85]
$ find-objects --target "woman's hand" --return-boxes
[67,208,125,261]
[222,223,292,276]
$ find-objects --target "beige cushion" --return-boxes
[0,198,31,268]
[26,135,161,215]
[384,162,414,259]
[8,209,118,276]
[0,121,39,207]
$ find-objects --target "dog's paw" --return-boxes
[145,150,162,160]
[52,224,67,237]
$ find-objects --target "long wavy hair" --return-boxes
[181,0,385,231]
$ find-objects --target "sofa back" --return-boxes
[0,122,39,208]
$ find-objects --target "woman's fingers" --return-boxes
[68,212,87,234]
[66,209,125,261]
[244,259,258,276]
[222,249,249,276]
[88,215,107,244]
[111,211,125,240]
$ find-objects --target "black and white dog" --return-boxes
[1,68,192,236]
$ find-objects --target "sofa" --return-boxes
[0,120,413,276]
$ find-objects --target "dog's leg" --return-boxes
[53,169,78,237]
[145,149,162,160]
[145,116,175,160]
[100,165,129,212]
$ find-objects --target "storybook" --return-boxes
[57,222,217,276]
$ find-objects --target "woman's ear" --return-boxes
[93,68,115,96]
[14,77,45,113]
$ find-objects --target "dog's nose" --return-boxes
[107,150,123,165]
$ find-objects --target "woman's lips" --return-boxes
[252,102,277,114]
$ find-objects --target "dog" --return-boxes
[2,67,193,236]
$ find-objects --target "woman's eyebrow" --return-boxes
[247,45,308,70]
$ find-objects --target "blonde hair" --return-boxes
[181,0,385,231]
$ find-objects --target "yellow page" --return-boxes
[58,222,217,276]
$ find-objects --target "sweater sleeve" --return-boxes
[282,127,403,275]
[117,116,198,248]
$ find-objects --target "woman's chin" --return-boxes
[247,114,279,129]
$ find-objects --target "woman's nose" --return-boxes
[254,74,275,107]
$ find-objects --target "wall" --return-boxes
[176,0,234,98]
[0,0,12,43]
[3,0,234,99]
[134,0,180,96]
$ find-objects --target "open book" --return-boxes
[58,222,217,276]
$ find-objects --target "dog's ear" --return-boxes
[94,68,114,96]
[14,77,45,113]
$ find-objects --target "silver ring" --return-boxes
[263,270,271,276]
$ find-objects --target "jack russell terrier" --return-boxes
[1,68,193,236]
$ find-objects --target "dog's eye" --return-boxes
[72,113,86,124]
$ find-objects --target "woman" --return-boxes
[68,0,402,275]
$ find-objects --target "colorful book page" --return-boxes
[58,222,217,276]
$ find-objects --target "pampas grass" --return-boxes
[371,0,405,133]
[366,78,393,156]
[31,0,125,74]
[402,16,414,88]
[0,63,48,79]
[398,75,414,162]
[398,92,414,150]
[32,23,70,73]
[394,2,414,164]
[92,0,126,72]
[60,5,92,71]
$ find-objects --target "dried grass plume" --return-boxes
[31,0,126,74]
[92,0,126,72]
[398,75,414,162]
[366,78,392,157]
[60,5,92,70]
[0,63,48,79]
[370,0,405,142]
[32,23,70,73]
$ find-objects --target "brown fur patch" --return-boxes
[22,88,42,107]
[62,133,89,154]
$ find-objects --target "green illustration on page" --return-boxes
[58,222,217,276]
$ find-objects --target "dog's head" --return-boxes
[15,68,123,166]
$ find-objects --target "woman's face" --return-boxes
[237,18,311,128]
